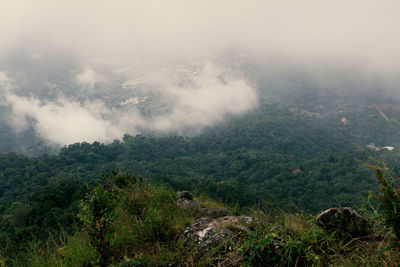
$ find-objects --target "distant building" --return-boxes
[366,143,395,151]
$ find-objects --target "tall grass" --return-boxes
[3,170,400,266]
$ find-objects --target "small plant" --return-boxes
[78,174,119,267]
[230,202,241,216]
[239,231,287,266]
[238,217,330,267]
[118,256,147,267]
[369,164,400,247]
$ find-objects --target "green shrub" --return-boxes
[238,218,330,267]
[369,164,400,247]
[239,231,285,266]
[78,175,118,267]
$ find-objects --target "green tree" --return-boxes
[369,164,400,248]
[78,175,118,267]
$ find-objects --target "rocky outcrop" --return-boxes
[316,207,371,238]
[182,215,253,248]
[177,191,253,265]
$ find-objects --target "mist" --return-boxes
[1,0,399,70]
[0,60,257,144]
[0,0,400,145]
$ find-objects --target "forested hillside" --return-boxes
[2,100,397,217]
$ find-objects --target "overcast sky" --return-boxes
[1,0,400,73]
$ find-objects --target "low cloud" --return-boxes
[150,62,257,132]
[75,68,104,89]
[0,71,124,144]
[6,95,123,144]
[0,62,258,145]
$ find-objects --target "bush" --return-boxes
[78,175,119,267]
[239,224,327,267]
[369,164,400,247]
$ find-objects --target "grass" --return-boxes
[2,180,400,266]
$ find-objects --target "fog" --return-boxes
[1,0,399,71]
[0,0,399,145]
[0,61,257,144]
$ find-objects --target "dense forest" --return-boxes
[1,102,391,217]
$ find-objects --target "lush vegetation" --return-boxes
[1,75,400,265]
[2,103,393,218]
[369,164,400,247]
[1,171,400,266]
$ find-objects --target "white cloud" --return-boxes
[0,72,14,93]
[76,68,104,89]
[5,94,123,144]
[1,62,257,145]
[151,62,257,131]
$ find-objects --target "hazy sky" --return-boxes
[1,0,400,72]
[1,0,400,145]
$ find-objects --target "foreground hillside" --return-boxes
[1,171,399,266]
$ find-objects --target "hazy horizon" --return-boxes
[1,0,399,145]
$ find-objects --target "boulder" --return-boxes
[176,198,199,209]
[182,215,253,249]
[316,207,371,238]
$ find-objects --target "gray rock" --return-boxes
[180,215,257,266]
[316,207,371,238]
[176,198,198,209]
[182,215,253,248]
